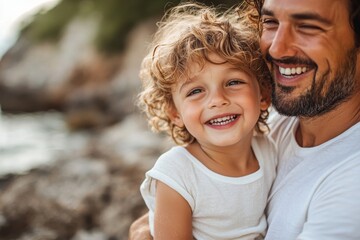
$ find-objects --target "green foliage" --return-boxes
[21,0,242,54]
[94,0,242,54]
[21,0,81,41]
[94,0,180,54]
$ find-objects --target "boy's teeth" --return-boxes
[279,66,307,76]
[209,115,237,126]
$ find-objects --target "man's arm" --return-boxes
[128,212,152,240]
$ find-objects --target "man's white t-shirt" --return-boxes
[266,112,360,239]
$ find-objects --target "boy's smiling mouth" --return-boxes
[207,114,239,126]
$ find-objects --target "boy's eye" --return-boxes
[186,88,203,97]
[227,79,244,86]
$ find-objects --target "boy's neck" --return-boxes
[186,138,259,177]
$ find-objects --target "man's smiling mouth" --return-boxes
[279,66,308,76]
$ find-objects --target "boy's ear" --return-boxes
[260,92,271,111]
[167,106,184,128]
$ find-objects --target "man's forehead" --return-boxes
[261,0,349,20]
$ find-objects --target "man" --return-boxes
[129,0,360,239]
[256,0,360,239]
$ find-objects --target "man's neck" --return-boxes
[295,95,360,147]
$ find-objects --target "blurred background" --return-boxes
[0,0,239,239]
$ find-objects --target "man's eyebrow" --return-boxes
[291,13,332,25]
[261,8,274,17]
[261,8,331,25]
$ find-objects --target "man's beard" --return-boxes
[268,50,357,117]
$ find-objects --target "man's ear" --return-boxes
[167,106,184,128]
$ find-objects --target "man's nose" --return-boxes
[268,24,297,59]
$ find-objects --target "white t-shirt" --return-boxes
[141,135,277,240]
[266,112,360,239]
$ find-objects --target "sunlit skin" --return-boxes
[169,54,269,176]
[153,54,270,240]
[260,0,360,146]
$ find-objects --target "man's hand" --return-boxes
[128,212,152,240]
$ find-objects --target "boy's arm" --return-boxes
[154,181,193,240]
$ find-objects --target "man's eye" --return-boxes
[186,88,202,97]
[299,24,323,31]
[261,18,278,28]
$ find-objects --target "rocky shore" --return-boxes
[0,113,173,240]
[0,12,174,240]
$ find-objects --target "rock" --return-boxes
[0,17,100,113]
[0,16,159,132]
[63,18,158,130]
[0,112,173,239]
[94,113,174,171]
[0,156,146,239]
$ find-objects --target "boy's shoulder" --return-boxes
[153,146,194,171]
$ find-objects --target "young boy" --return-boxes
[137,2,276,239]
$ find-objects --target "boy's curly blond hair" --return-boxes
[138,2,271,145]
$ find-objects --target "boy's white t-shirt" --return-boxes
[140,135,277,240]
[266,112,360,239]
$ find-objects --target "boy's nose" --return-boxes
[208,90,230,108]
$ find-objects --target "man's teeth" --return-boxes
[279,66,307,76]
[209,115,237,126]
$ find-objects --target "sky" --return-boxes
[0,0,59,58]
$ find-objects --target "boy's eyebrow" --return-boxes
[261,8,332,25]
[178,78,195,93]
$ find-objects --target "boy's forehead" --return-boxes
[184,52,226,74]
[206,52,227,63]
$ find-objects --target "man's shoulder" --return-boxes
[267,108,297,143]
